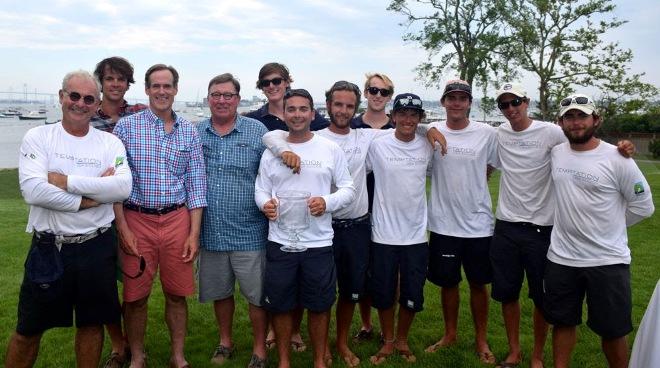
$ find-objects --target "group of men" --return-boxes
[5,55,654,368]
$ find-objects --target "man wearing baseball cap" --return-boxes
[366,93,434,365]
[491,84,635,368]
[424,80,498,364]
[545,94,654,368]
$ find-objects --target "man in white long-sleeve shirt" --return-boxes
[6,70,132,368]
[255,88,355,368]
[544,94,654,368]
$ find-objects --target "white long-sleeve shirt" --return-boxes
[19,122,132,235]
[548,141,654,267]
[255,134,355,248]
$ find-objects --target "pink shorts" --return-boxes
[121,207,194,302]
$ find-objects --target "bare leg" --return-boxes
[426,286,458,353]
[469,282,492,353]
[75,325,104,368]
[105,322,128,358]
[124,296,149,368]
[552,325,576,368]
[213,296,235,348]
[335,298,359,366]
[394,306,416,346]
[308,310,331,368]
[531,306,549,368]
[248,303,268,359]
[370,307,395,364]
[272,311,292,368]
[164,292,188,368]
[291,306,305,351]
[5,332,42,368]
[602,336,628,368]
[501,300,522,364]
[357,297,373,332]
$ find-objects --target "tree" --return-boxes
[388,0,514,90]
[501,0,654,120]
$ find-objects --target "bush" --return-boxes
[650,139,660,158]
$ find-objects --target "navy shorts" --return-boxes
[543,261,632,339]
[262,242,336,314]
[428,232,492,287]
[332,215,371,302]
[490,220,551,307]
[16,230,121,336]
[370,242,428,313]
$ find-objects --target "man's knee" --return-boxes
[164,292,187,305]
[10,331,43,347]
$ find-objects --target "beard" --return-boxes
[563,123,597,144]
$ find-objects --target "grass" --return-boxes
[0,160,659,367]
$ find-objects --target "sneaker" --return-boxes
[103,351,128,368]
[352,328,374,342]
[247,354,267,368]
[211,344,234,365]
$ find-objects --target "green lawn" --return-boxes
[0,161,659,367]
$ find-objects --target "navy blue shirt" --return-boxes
[245,102,330,131]
[350,113,394,129]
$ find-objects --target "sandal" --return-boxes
[291,340,307,352]
[476,350,497,364]
[396,348,416,363]
[210,344,234,365]
[369,351,393,365]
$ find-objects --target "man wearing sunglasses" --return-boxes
[113,64,207,368]
[424,80,498,364]
[255,88,356,368]
[545,94,654,368]
[351,73,395,130]
[246,62,329,132]
[6,70,132,368]
[491,83,635,368]
[196,73,269,368]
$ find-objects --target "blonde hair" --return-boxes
[363,73,394,94]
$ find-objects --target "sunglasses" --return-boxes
[63,90,97,105]
[209,92,238,100]
[120,249,146,279]
[367,86,392,97]
[498,97,525,110]
[258,77,284,89]
[560,96,591,106]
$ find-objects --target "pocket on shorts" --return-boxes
[24,236,64,302]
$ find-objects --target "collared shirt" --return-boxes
[114,109,207,209]
[245,102,330,131]
[91,100,148,133]
[197,115,269,251]
[351,113,394,129]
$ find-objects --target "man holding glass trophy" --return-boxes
[254,88,355,368]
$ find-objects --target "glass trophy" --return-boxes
[276,190,311,252]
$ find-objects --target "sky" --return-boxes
[0,0,659,105]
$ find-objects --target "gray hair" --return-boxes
[61,70,101,99]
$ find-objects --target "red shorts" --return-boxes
[121,207,194,302]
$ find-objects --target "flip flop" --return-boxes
[396,348,416,363]
[495,361,520,368]
[340,352,360,367]
[424,339,455,353]
[476,350,497,364]
[369,351,393,365]
[291,340,307,352]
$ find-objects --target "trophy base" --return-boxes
[280,244,307,253]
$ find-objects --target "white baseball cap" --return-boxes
[558,94,597,117]
[496,82,527,100]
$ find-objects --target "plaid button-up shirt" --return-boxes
[197,115,268,251]
[114,109,207,209]
[91,100,147,133]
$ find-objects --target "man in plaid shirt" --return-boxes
[113,64,206,368]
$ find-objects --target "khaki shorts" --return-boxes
[198,248,265,305]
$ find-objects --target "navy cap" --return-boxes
[392,93,424,112]
[442,79,472,99]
